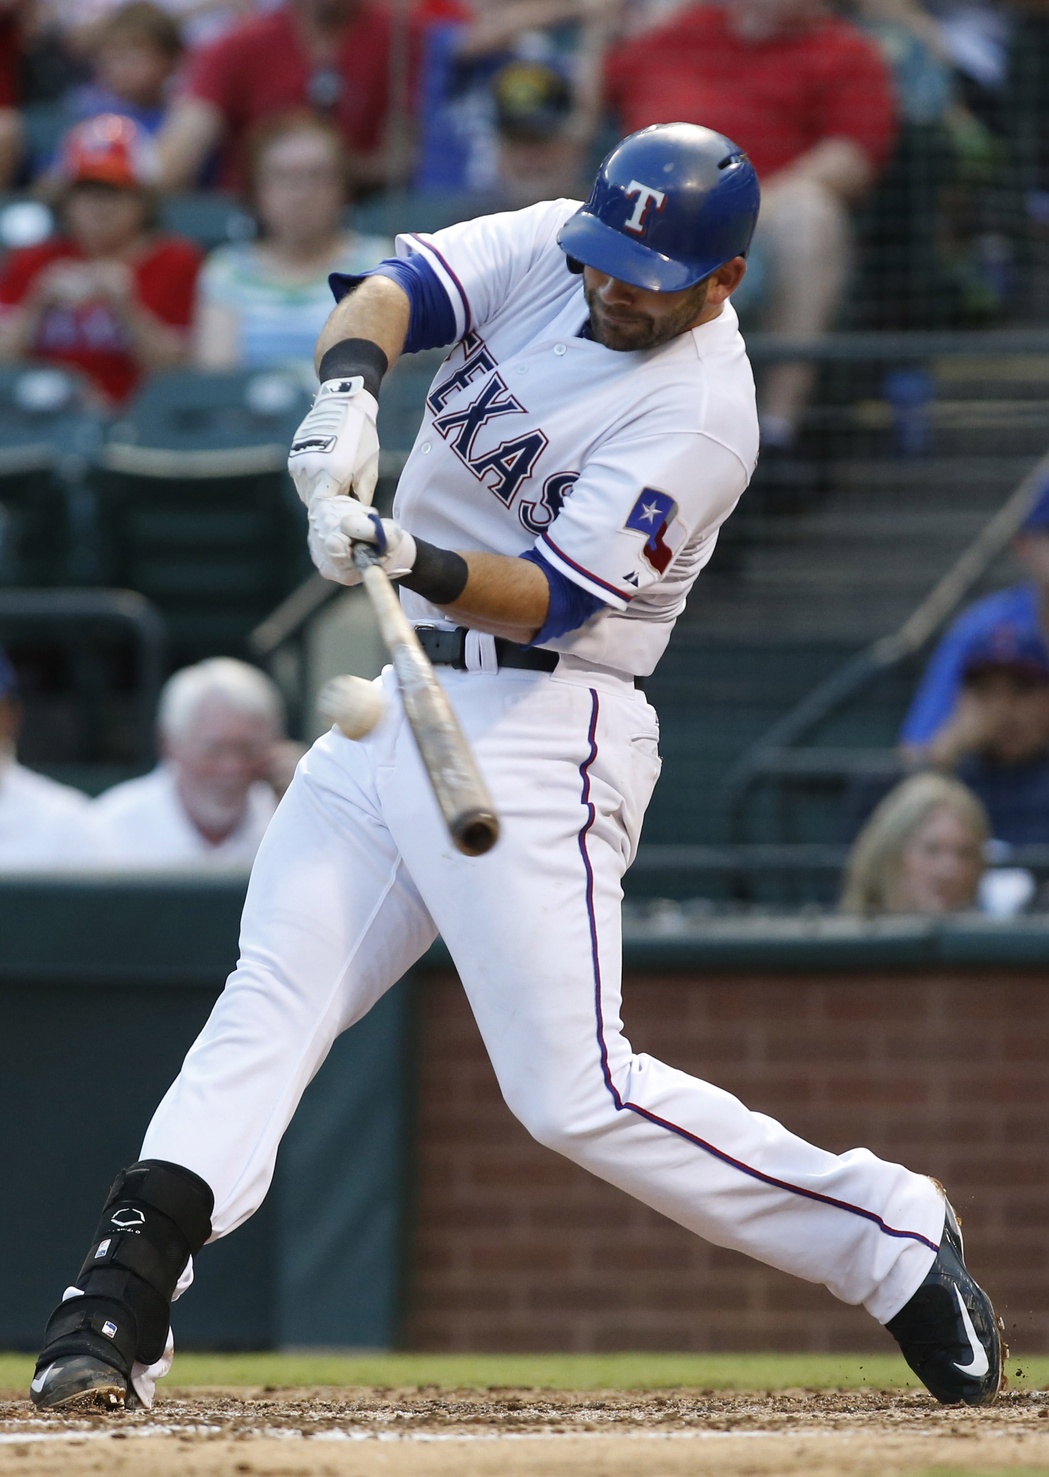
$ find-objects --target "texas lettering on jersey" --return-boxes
[428,332,557,522]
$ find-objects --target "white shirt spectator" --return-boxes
[80,656,287,870]
[88,763,276,870]
[0,760,92,870]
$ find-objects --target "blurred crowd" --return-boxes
[0,0,1040,426]
[4,0,1049,906]
[839,474,1049,919]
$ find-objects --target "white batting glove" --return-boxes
[288,377,380,507]
[308,497,417,587]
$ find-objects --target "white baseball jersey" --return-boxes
[392,198,759,676]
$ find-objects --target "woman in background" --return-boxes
[841,771,989,916]
[194,111,391,378]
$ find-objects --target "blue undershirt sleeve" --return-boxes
[329,255,458,354]
[519,548,607,645]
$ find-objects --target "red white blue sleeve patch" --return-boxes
[624,488,686,574]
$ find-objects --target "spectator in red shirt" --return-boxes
[606,0,897,450]
[0,115,202,405]
[156,0,419,193]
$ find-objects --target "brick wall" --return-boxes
[403,968,1049,1354]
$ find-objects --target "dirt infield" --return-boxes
[4,1386,1049,1476]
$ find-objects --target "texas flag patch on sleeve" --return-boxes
[624,488,686,574]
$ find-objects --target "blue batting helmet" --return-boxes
[557,122,760,293]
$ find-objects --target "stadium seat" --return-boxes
[0,366,106,585]
[92,370,313,663]
[353,191,480,240]
[20,101,73,179]
[0,195,55,251]
[159,193,256,252]
[0,587,165,780]
[0,191,255,256]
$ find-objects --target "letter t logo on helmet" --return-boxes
[558,122,760,294]
[623,181,668,235]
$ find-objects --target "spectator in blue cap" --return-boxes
[0,646,92,869]
[901,475,1049,757]
[919,623,1049,848]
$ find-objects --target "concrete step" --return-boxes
[826,454,1034,499]
[679,560,1018,644]
[738,509,988,541]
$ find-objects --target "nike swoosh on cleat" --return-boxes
[30,1369,53,1393]
[953,1287,991,1378]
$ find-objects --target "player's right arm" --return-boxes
[313,275,411,380]
[293,198,572,507]
[287,276,410,510]
[290,271,552,629]
[290,200,576,581]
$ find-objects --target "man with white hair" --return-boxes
[89,658,287,869]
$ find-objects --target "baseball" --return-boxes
[317,674,385,739]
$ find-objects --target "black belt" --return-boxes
[414,625,644,689]
[415,625,558,672]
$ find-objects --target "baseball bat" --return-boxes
[352,544,500,857]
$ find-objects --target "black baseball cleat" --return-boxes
[886,1199,1004,1405]
[30,1354,128,1412]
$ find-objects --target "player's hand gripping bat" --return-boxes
[351,542,500,857]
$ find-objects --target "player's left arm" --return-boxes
[440,553,550,643]
[326,426,749,643]
[528,428,750,613]
[313,497,552,641]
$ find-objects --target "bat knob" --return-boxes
[454,810,500,856]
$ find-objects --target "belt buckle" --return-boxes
[415,623,468,668]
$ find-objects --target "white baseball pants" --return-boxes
[142,659,943,1324]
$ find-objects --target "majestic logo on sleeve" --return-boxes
[625,488,684,573]
[623,181,667,235]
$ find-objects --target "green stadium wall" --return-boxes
[3,882,1048,1354]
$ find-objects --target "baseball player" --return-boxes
[32,124,1002,1413]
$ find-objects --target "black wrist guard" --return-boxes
[317,338,389,399]
[400,538,469,607]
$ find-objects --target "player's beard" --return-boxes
[583,277,711,352]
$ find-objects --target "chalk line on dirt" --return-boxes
[0,1424,964,1447]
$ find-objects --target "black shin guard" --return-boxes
[36,1160,214,1380]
